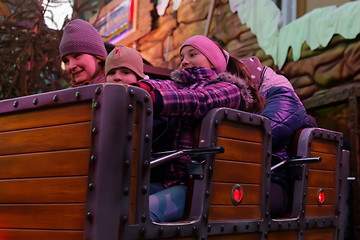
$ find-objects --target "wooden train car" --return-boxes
[0,83,350,239]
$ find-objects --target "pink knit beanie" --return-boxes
[180,35,229,74]
[59,19,107,60]
[105,45,145,78]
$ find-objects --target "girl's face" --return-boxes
[179,46,213,70]
[106,67,138,84]
[63,53,103,83]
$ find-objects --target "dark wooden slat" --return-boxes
[212,160,262,184]
[216,138,263,164]
[0,150,89,179]
[0,177,87,203]
[305,205,335,217]
[306,187,335,205]
[309,151,336,170]
[0,103,92,132]
[0,229,83,240]
[218,122,263,143]
[0,204,85,230]
[304,228,334,240]
[208,205,261,220]
[307,169,336,188]
[0,122,92,155]
[268,231,298,240]
[210,182,261,205]
[311,139,337,154]
[207,233,261,239]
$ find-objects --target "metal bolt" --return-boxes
[146,108,152,115]
[75,91,80,98]
[86,211,93,220]
[141,214,147,222]
[127,104,134,113]
[95,87,101,95]
[144,95,150,102]
[121,215,128,224]
[53,95,59,102]
[124,160,130,167]
[220,225,224,232]
[90,155,96,162]
[13,101,18,108]
[33,98,38,105]
[92,127,97,134]
[207,225,211,232]
[123,187,129,195]
[142,186,148,194]
[144,134,150,143]
[129,89,135,97]
[88,183,94,191]
[93,102,100,109]
[205,190,210,198]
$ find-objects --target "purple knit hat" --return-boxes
[180,35,229,74]
[59,19,107,60]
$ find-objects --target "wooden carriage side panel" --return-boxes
[208,121,264,221]
[0,102,93,238]
[305,139,337,218]
[303,228,334,240]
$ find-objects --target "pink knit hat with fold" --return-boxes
[59,19,107,60]
[180,35,229,74]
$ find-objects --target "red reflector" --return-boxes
[317,189,325,206]
[231,184,243,206]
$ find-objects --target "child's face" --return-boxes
[179,46,213,70]
[106,67,138,84]
[63,53,103,83]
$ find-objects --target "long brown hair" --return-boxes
[212,40,265,113]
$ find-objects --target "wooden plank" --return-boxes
[216,138,263,164]
[268,231,298,240]
[0,229,83,240]
[210,182,261,205]
[311,139,337,154]
[306,187,335,206]
[0,177,88,203]
[305,205,335,217]
[0,149,89,179]
[212,160,262,184]
[208,233,261,239]
[307,169,336,188]
[208,205,261,220]
[304,228,334,240]
[218,122,263,143]
[0,102,92,132]
[309,151,336,170]
[0,122,92,155]
[0,204,85,230]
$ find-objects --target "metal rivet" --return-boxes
[129,89,135,97]
[142,186,148,194]
[158,227,164,235]
[145,134,150,143]
[123,187,129,195]
[92,127,97,134]
[140,227,146,234]
[128,104,134,113]
[93,102,100,109]
[121,215,128,224]
[13,101,18,108]
[144,95,150,102]
[220,225,224,232]
[193,226,198,234]
[214,120,219,127]
[33,98,38,105]
[53,95,58,102]
[203,214,208,221]
[95,87,101,95]
[207,225,211,232]
[141,214,147,222]
[86,211,93,220]
[124,160,130,167]
[127,132,132,140]
[146,108,152,115]
[88,183,94,191]
[144,160,149,168]
[90,155,96,162]
[233,224,238,232]
[176,227,181,235]
[246,224,249,229]
[75,91,80,98]
[205,190,210,198]
[250,115,253,121]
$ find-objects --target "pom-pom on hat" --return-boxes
[105,45,145,78]
[59,19,107,60]
[180,35,229,74]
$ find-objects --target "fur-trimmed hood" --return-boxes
[171,69,254,111]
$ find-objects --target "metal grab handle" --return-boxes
[150,146,224,168]
[271,157,322,172]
